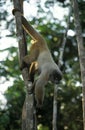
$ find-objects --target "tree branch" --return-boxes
[71,0,85,130]
[52,5,71,130]
[12,0,35,130]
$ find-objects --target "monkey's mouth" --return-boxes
[54,78,59,84]
[53,73,62,84]
[50,77,59,84]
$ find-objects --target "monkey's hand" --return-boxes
[20,61,30,70]
[20,55,31,71]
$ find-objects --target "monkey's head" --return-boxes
[49,69,62,84]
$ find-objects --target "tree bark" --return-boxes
[12,0,35,130]
[53,85,57,130]
[72,0,85,130]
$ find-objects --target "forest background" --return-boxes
[0,0,85,130]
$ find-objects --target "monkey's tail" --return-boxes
[22,16,44,42]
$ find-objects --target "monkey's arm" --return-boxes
[20,41,39,70]
[34,71,49,107]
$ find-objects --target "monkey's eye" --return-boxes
[49,73,58,84]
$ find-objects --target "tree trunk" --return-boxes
[12,0,36,130]
[72,0,85,130]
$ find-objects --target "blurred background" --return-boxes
[0,0,84,130]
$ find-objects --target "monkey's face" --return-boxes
[49,70,62,84]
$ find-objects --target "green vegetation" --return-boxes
[0,0,84,129]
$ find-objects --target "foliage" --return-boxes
[0,0,85,130]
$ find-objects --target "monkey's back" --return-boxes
[37,50,55,69]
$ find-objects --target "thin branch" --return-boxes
[58,6,72,68]
[52,5,72,130]
[53,85,57,130]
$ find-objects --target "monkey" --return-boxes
[12,9,62,107]
[21,16,62,107]
[20,15,62,107]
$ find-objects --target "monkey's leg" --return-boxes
[20,52,38,70]
[20,41,39,70]
[24,42,39,63]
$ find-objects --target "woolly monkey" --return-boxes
[21,16,62,107]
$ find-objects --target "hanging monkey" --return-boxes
[21,16,62,107]
[13,9,62,107]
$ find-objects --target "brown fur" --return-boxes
[21,16,62,107]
